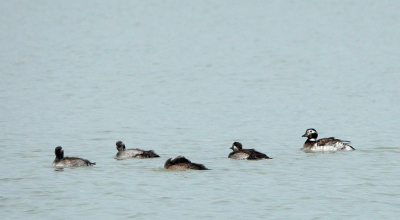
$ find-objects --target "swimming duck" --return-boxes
[164,156,208,170]
[302,128,355,151]
[115,141,160,158]
[228,142,272,160]
[52,146,96,167]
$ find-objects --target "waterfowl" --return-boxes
[228,142,272,160]
[302,128,355,151]
[164,156,208,170]
[115,141,159,158]
[52,146,96,167]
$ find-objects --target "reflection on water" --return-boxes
[301,149,340,154]
[54,168,65,172]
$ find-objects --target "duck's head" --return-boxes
[54,146,64,160]
[231,142,243,152]
[302,128,318,140]
[116,141,126,151]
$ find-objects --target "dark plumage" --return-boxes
[228,142,272,160]
[115,141,160,158]
[164,156,209,171]
[302,128,355,151]
[52,146,96,167]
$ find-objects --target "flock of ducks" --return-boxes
[52,128,356,170]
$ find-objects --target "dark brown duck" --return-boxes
[164,156,208,171]
[228,142,272,160]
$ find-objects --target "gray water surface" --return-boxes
[1,1,400,219]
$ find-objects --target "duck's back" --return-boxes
[245,149,271,159]
[140,150,160,158]
[306,137,354,151]
[53,157,95,167]
[116,149,143,158]
[165,156,208,170]
[116,149,159,158]
[168,163,208,171]
[229,149,270,160]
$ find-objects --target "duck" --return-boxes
[302,128,355,151]
[52,146,96,167]
[228,142,272,160]
[164,156,209,170]
[115,141,160,158]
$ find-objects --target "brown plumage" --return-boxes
[164,156,209,171]
[316,137,348,146]
[228,142,272,160]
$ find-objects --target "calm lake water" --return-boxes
[1,1,400,219]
